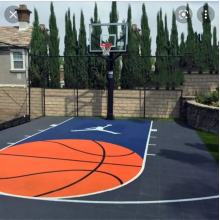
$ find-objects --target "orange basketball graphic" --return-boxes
[0,140,143,198]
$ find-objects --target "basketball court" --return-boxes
[0,116,218,219]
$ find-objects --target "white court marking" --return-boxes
[0,120,218,204]
[0,120,153,200]
[0,117,74,152]
[147,154,156,156]
[71,124,121,134]
[151,129,157,132]
[50,124,58,127]
[150,136,157,138]
[148,144,156,146]
[7,143,15,145]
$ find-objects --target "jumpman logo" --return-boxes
[71,124,121,135]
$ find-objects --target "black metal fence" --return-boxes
[30,52,219,90]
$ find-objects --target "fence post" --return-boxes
[144,69,146,119]
[28,51,31,120]
[76,57,79,117]
[43,56,45,116]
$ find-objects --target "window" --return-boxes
[10,49,25,71]
[13,52,23,69]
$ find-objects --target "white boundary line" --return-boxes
[1,120,218,204]
[0,117,74,152]
[151,129,157,132]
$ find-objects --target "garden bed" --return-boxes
[186,100,219,134]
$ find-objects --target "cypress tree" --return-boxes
[170,11,179,55]
[72,14,78,54]
[49,2,60,88]
[179,33,186,67]
[212,26,219,73]
[170,11,183,86]
[109,1,120,89]
[164,14,169,53]
[78,10,88,89]
[141,3,151,75]
[164,13,171,86]
[154,9,167,87]
[89,2,106,89]
[201,3,212,71]
[186,3,194,54]
[30,8,48,87]
[121,5,139,89]
[64,9,76,88]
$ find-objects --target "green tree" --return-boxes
[140,3,151,74]
[121,5,139,89]
[88,2,106,89]
[64,9,77,88]
[170,11,179,55]
[170,10,182,85]
[186,3,194,54]
[212,26,219,72]
[164,14,169,52]
[109,1,120,89]
[30,8,48,87]
[72,14,78,54]
[201,3,212,71]
[49,2,60,88]
[78,10,88,89]
[154,9,167,87]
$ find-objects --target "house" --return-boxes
[0,4,48,87]
[132,24,141,55]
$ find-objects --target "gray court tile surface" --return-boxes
[0,117,218,219]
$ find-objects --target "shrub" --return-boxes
[196,87,219,107]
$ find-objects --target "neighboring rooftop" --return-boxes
[0,4,48,47]
[0,26,33,46]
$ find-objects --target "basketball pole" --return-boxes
[106,52,114,120]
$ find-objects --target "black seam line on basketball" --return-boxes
[43,140,134,157]
[34,140,106,197]
[0,169,123,184]
[0,153,142,168]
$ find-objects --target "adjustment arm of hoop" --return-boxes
[116,34,126,42]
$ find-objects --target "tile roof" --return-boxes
[0,26,33,47]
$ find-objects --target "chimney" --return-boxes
[15,5,32,31]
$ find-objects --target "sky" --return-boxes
[0,1,219,55]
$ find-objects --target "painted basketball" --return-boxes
[0,140,143,198]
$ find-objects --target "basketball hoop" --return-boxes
[100,43,113,56]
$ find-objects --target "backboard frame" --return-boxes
[88,22,128,54]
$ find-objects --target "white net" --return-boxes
[100,44,112,56]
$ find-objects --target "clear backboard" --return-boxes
[88,23,128,54]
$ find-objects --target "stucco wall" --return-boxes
[0,49,27,86]
[186,100,219,134]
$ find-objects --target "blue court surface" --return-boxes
[0,116,219,220]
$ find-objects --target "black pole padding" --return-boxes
[106,53,114,120]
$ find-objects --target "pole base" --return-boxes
[106,114,115,120]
